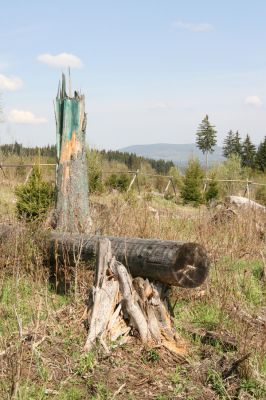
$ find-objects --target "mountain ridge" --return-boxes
[119,143,224,166]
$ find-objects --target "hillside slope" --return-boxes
[120,143,224,166]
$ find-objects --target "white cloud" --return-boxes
[38,52,83,68]
[245,95,262,108]
[8,109,47,124]
[173,20,213,32]
[0,74,23,91]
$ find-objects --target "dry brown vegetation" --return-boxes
[0,177,266,399]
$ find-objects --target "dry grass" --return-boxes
[0,184,266,399]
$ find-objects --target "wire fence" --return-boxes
[0,162,265,199]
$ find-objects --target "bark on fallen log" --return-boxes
[0,224,210,288]
[49,232,210,288]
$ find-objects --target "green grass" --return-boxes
[170,366,185,396]
[240,378,266,399]
[0,277,69,339]
[175,300,232,332]
[55,386,87,400]
[75,352,95,376]
[87,382,110,400]
[260,354,266,377]
[190,303,223,330]
[206,369,230,400]
[14,382,46,400]
[233,260,265,307]
[141,348,160,363]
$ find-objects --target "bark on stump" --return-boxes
[84,238,187,355]
[55,73,90,233]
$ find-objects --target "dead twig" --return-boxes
[111,383,126,399]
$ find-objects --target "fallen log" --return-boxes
[0,224,210,288]
[49,232,210,288]
[226,196,266,212]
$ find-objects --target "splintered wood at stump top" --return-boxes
[50,233,210,288]
[54,73,90,233]
[84,238,188,354]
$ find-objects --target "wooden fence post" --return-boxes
[54,73,90,233]
[171,177,178,198]
[24,166,33,184]
[127,169,139,192]
[243,178,251,200]
[164,178,171,195]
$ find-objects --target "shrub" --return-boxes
[87,149,104,193]
[180,159,204,206]
[105,173,130,192]
[15,168,55,221]
[211,154,247,196]
[169,166,183,189]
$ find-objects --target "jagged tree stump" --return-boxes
[55,73,90,233]
[84,239,187,355]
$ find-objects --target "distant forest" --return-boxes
[0,142,175,175]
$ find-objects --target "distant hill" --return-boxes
[119,143,224,167]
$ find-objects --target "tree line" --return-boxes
[98,149,174,174]
[222,130,266,171]
[0,142,175,175]
[196,115,266,172]
[0,142,57,158]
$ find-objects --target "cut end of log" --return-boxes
[173,243,210,288]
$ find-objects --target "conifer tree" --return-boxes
[223,130,242,159]
[223,130,235,158]
[241,134,256,168]
[232,131,242,157]
[256,136,266,172]
[205,175,219,203]
[196,115,217,170]
[181,159,204,206]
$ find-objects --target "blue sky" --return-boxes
[0,0,265,149]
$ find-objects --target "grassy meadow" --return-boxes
[0,154,266,400]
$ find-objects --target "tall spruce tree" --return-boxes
[223,130,235,158]
[241,134,256,168]
[232,131,242,157]
[256,136,266,172]
[196,115,217,170]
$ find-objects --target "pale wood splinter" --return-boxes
[84,238,187,355]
